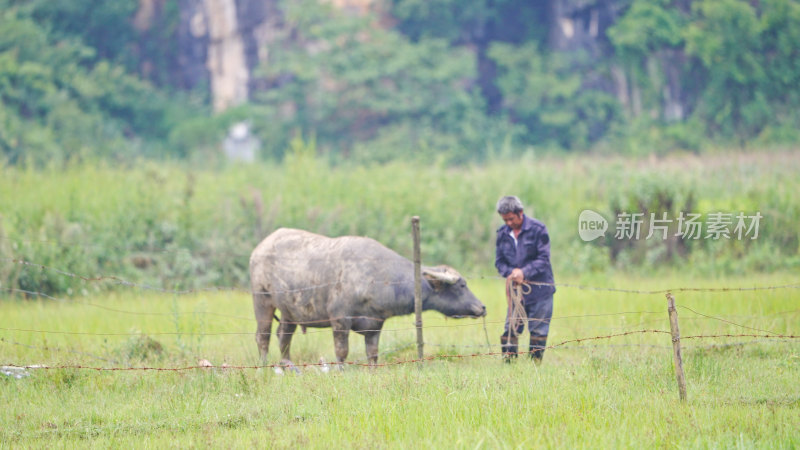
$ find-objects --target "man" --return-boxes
[495,196,555,363]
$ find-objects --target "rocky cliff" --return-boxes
[163,0,372,112]
[179,0,278,111]
[151,0,667,118]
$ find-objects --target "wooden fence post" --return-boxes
[666,292,687,401]
[412,216,424,361]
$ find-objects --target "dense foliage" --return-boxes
[251,1,516,163]
[1,0,800,165]
[0,0,200,166]
[609,0,800,151]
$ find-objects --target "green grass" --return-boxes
[1,151,799,446]
[2,275,798,447]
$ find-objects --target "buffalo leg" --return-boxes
[331,320,351,368]
[255,311,274,364]
[364,331,381,365]
[253,292,275,365]
[277,320,297,362]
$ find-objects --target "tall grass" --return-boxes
[1,151,799,297]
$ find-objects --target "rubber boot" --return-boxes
[529,335,546,364]
[501,335,519,362]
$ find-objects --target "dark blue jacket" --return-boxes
[495,215,556,300]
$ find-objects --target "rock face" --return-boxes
[171,0,371,112]
[174,0,207,91]
[547,0,622,54]
[173,0,279,112]
[546,0,685,122]
[163,0,683,119]
[205,0,249,112]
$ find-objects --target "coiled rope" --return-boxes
[506,278,532,337]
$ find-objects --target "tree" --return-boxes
[607,0,686,119]
[757,0,800,143]
[252,1,514,163]
[0,4,196,165]
[490,42,620,150]
[683,0,768,141]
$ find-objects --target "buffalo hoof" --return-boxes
[280,359,302,375]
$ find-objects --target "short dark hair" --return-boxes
[496,196,524,215]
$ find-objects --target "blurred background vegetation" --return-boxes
[2,0,800,166]
[1,0,799,295]
[2,152,798,295]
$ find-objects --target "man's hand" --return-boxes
[509,268,524,284]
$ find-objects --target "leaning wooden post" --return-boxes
[666,292,687,401]
[412,216,424,361]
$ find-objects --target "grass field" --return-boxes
[2,274,798,447]
[2,150,798,446]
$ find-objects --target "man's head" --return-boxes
[497,196,524,231]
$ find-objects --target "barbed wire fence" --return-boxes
[1,253,799,400]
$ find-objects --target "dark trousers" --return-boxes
[501,295,553,360]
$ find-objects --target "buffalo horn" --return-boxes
[421,266,460,285]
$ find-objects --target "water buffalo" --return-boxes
[249,228,486,366]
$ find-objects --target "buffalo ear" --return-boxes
[422,272,446,291]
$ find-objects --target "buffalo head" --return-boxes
[422,266,486,318]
